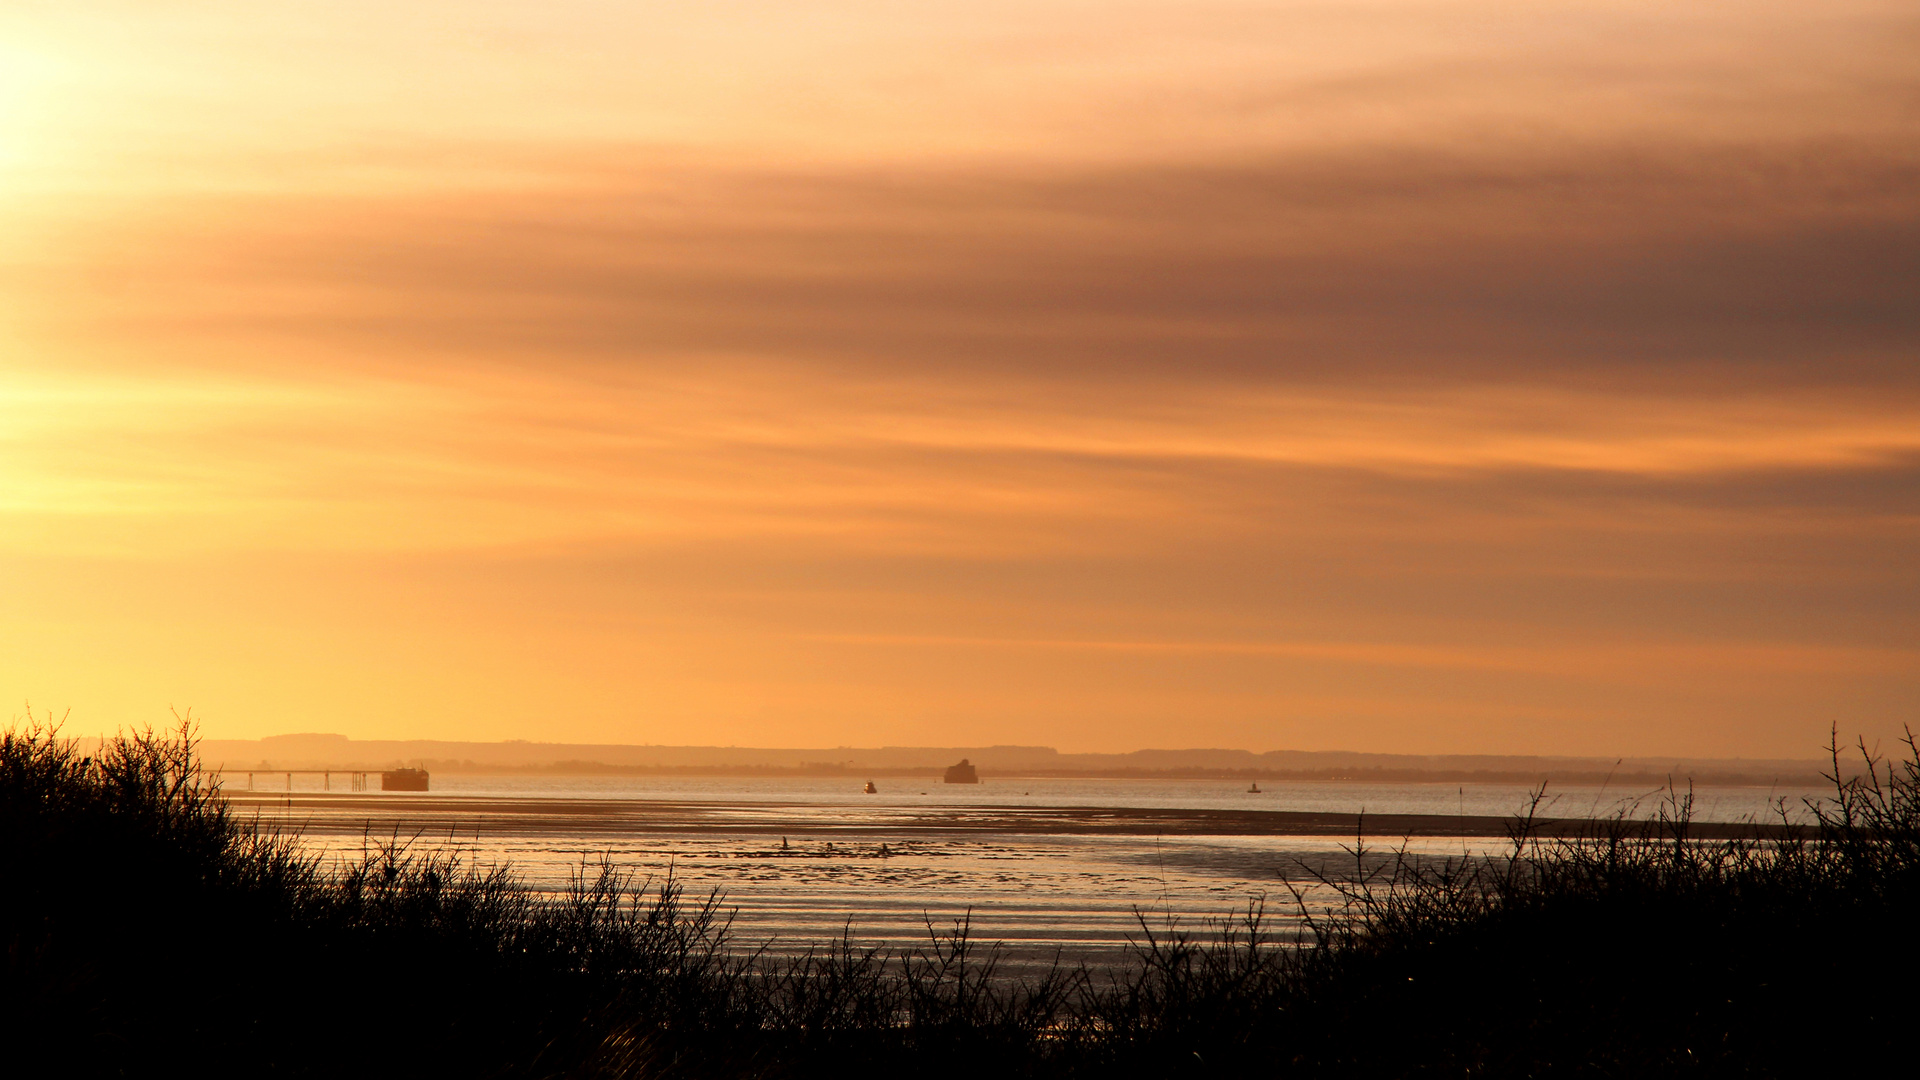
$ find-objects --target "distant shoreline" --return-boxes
[206,762,1830,788]
[188,735,1833,790]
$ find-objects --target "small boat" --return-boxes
[381,768,429,792]
[864,780,878,794]
[1248,782,1262,794]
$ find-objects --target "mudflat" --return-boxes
[221,791,1798,841]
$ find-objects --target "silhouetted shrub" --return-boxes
[4,718,1914,1078]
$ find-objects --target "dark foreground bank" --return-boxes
[3,723,1914,1079]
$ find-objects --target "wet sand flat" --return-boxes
[222,791,1799,841]
[215,787,1804,969]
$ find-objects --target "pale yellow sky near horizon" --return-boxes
[2,2,1917,756]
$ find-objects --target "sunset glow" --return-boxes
[3,1,1915,755]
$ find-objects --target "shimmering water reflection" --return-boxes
[230,775,1822,972]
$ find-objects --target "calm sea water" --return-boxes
[236,774,1825,971]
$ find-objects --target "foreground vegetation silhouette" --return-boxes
[4,720,1914,1078]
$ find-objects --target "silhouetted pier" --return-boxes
[214,768,429,792]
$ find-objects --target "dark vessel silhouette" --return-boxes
[864,780,878,794]
[943,759,980,784]
[381,768,429,791]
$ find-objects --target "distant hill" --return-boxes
[186,734,1830,788]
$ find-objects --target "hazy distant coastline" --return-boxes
[189,734,1831,788]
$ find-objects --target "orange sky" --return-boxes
[3,2,1916,756]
